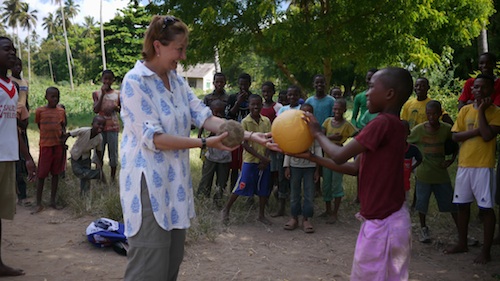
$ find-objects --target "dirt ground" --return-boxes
[2,204,500,281]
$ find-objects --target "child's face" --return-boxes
[210,104,225,117]
[46,90,60,107]
[0,39,16,70]
[278,93,289,105]
[365,71,388,113]
[472,78,493,101]
[365,71,375,84]
[287,88,300,106]
[425,106,441,128]
[11,60,22,76]
[333,102,346,120]
[478,55,495,75]
[213,76,226,93]
[249,97,262,118]
[313,76,326,94]
[261,85,274,102]
[330,88,342,99]
[301,105,313,114]
[102,73,115,86]
[238,78,250,92]
[414,79,429,100]
[92,118,106,133]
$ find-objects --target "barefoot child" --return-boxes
[92,70,120,182]
[445,74,500,264]
[0,36,36,277]
[283,104,321,233]
[222,94,272,224]
[34,87,67,212]
[321,98,357,224]
[296,67,413,280]
[407,100,458,244]
[65,115,107,195]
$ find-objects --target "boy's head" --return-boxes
[238,73,251,92]
[213,72,226,94]
[300,103,314,114]
[278,90,289,106]
[287,85,301,107]
[313,74,326,95]
[92,115,106,133]
[11,57,22,77]
[248,94,262,118]
[414,77,429,100]
[0,37,16,72]
[366,67,413,113]
[425,100,442,128]
[473,73,495,101]
[45,87,60,108]
[330,87,342,99]
[209,99,226,117]
[365,68,378,85]
[261,81,275,102]
[401,120,410,138]
[333,98,347,120]
[102,69,115,86]
[478,52,497,76]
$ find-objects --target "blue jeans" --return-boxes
[290,167,315,218]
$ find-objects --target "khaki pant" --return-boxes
[124,175,186,281]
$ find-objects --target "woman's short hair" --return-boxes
[142,15,189,61]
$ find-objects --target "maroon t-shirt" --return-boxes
[355,113,406,220]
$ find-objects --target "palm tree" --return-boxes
[82,16,96,38]
[100,0,106,70]
[64,0,80,27]
[1,0,23,55]
[42,12,58,40]
[52,0,74,90]
[18,2,37,82]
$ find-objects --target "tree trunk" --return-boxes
[276,60,301,89]
[477,28,488,56]
[323,57,332,93]
[48,53,54,83]
[100,0,107,70]
[27,27,31,82]
[60,2,74,90]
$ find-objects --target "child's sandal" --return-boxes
[283,218,298,230]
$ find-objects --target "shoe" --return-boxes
[419,226,431,243]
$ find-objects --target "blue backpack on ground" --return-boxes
[86,218,128,256]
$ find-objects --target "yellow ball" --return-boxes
[271,109,313,154]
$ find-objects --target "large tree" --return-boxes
[18,2,37,82]
[1,0,23,57]
[148,0,494,93]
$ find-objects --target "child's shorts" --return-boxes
[453,167,496,208]
[38,145,66,179]
[232,162,271,197]
[415,180,457,214]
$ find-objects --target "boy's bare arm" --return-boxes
[242,141,269,163]
[477,97,500,141]
[18,130,36,181]
[293,150,359,176]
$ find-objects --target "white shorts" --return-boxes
[453,167,496,208]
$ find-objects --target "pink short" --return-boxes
[38,145,66,178]
[351,205,411,281]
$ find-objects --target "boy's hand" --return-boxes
[236,90,248,103]
[25,159,37,182]
[302,112,322,138]
[101,83,110,93]
[258,158,270,170]
[478,96,492,112]
[441,159,454,168]
[284,167,291,179]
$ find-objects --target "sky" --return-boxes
[1,0,131,43]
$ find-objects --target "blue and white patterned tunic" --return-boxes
[120,61,212,237]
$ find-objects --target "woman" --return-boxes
[119,15,274,280]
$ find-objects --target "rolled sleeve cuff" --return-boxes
[142,120,163,152]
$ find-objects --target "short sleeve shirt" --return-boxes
[0,78,19,161]
[241,114,271,163]
[68,127,103,160]
[35,106,66,147]
[93,89,120,132]
[119,61,212,237]
[322,118,357,145]
[305,95,335,125]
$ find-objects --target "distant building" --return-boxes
[177,63,216,91]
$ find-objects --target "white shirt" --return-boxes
[0,78,19,161]
[120,61,211,237]
[68,127,103,160]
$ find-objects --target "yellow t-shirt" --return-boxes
[322,118,357,145]
[401,97,449,129]
[241,114,271,163]
[451,104,500,168]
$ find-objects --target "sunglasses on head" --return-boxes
[162,16,179,30]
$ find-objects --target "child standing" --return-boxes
[446,74,500,264]
[305,74,335,126]
[197,100,232,202]
[222,94,272,225]
[65,115,106,195]
[34,87,67,213]
[0,36,36,277]
[407,100,458,243]
[351,69,377,129]
[92,70,120,182]
[297,67,414,280]
[260,81,282,123]
[283,104,321,233]
[321,98,357,224]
